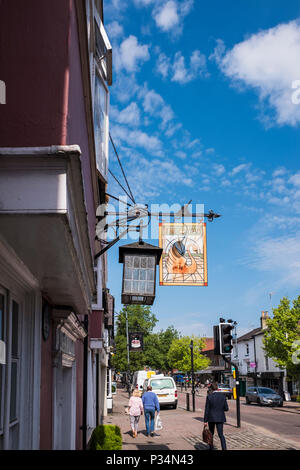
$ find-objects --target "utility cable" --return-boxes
[109,133,136,204]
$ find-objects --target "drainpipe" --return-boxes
[82,314,88,450]
[253,335,257,386]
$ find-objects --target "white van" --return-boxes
[133,370,156,392]
[143,374,177,409]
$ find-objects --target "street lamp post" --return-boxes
[190,340,195,412]
[125,307,131,397]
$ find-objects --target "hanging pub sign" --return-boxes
[159,222,207,286]
[129,332,144,352]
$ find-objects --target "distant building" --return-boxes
[236,312,288,398]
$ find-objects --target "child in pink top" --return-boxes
[128,388,144,438]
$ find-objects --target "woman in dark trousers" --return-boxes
[204,382,229,450]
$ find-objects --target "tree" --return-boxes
[113,305,158,372]
[167,335,210,373]
[263,296,300,378]
[112,306,180,373]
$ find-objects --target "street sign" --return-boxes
[159,222,207,286]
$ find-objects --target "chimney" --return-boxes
[260,311,269,329]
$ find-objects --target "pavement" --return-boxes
[103,385,300,451]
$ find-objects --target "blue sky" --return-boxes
[103,0,300,338]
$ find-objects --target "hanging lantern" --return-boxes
[119,241,162,305]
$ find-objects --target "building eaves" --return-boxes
[237,328,262,343]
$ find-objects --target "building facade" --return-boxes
[0,0,113,450]
[236,312,287,397]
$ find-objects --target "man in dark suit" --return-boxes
[204,382,229,450]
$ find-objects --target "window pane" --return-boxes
[124,266,133,280]
[139,281,145,294]
[94,73,107,174]
[146,281,154,294]
[10,361,17,422]
[147,257,155,268]
[147,269,154,281]
[124,281,132,293]
[11,302,19,359]
[125,256,133,268]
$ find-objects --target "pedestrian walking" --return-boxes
[142,385,160,437]
[203,381,228,450]
[128,388,144,438]
[134,384,142,397]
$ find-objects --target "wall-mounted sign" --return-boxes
[159,222,207,286]
[129,332,144,352]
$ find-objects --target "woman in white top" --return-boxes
[128,388,144,438]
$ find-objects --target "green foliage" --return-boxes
[167,335,210,373]
[112,305,180,372]
[88,425,122,450]
[263,295,300,378]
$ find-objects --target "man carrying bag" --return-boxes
[203,382,228,450]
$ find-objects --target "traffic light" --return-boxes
[213,325,220,355]
[219,322,234,355]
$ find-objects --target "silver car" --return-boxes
[245,386,283,407]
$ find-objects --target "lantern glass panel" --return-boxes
[123,254,156,296]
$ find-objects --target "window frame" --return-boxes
[0,286,22,448]
[88,0,110,179]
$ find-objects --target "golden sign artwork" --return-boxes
[159,222,207,286]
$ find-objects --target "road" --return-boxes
[177,389,300,447]
[227,397,300,444]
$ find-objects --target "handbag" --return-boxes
[202,424,213,446]
[155,413,163,431]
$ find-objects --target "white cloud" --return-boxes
[153,0,194,35]
[289,171,300,187]
[134,0,155,6]
[165,122,182,137]
[230,163,250,176]
[213,164,225,176]
[139,87,175,128]
[116,35,150,72]
[154,1,179,32]
[157,50,208,84]
[111,124,163,156]
[247,234,300,287]
[156,52,171,78]
[175,150,186,159]
[106,21,124,39]
[110,102,141,127]
[214,20,300,126]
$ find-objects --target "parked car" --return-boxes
[217,383,233,399]
[143,374,178,409]
[245,387,283,407]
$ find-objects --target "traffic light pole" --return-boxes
[223,355,241,428]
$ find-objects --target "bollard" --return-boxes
[186,393,190,411]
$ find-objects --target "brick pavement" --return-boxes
[103,385,300,451]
